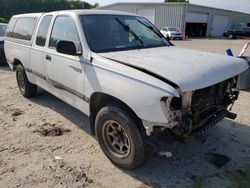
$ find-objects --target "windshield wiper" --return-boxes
[115,17,144,47]
[136,19,173,46]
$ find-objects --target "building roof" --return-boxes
[101,2,250,15]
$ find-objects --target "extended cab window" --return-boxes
[0,25,7,37]
[6,18,17,37]
[12,17,37,40]
[49,16,80,50]
[36,15,52,47]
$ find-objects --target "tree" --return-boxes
[0,17,7,23]
[0,0,97,22]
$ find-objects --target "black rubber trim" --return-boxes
[24,67,90,103]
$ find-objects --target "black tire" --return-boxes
[16,64,37,98]
[95,105,150,169]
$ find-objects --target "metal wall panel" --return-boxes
[100,4,137,13]
[231,13,250,28]
[136,8,156,24]
[100,3,250,37]
[211,15,230,36]
[155,4,185,30]
[186,12,209,23]
[100,3,185,30]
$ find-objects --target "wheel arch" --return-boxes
[12,58,23,71]
[89,92,144,135]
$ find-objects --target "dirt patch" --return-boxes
[11,109,24,117]
[45,160,94,186]
[33,122,71,137]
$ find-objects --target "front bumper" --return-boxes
[170,36,183,39]
[142,78,239,137]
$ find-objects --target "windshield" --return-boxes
[0,25,7,37]
[168,27,177,32]
[81,15,170,53]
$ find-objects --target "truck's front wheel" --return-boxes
[16,65,37,98]
[95,105,149,169]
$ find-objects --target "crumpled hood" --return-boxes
[99,46,249,91]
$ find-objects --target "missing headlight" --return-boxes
[161,97,182,123]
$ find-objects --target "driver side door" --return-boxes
[44,15,85,103]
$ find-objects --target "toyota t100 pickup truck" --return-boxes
[4,10,249,169]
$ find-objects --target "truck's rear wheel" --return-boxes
[16,65,37,98]
[95,105,150,169]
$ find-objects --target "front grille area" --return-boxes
[191,79,232,129]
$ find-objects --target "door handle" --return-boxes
[45,55,51,61]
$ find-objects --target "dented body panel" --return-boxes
[99,47,248,91]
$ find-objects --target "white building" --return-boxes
[100,2,250,37]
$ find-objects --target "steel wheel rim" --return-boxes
[17,71,25,94]
[102,120,131,158]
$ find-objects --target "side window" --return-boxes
[49,16,81,51]
[0,25,7,37]
[6,18,17,37]
[12,17,37,40]
[36,15,52,47]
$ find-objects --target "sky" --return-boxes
[85,0,250,13]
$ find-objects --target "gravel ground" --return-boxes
[0,39,250,188]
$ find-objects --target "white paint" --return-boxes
[99,46,248,91]
[4,10,249,128]
[211,14,229,36]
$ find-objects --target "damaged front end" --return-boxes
[145,77,239,138]
[182,77,238,135]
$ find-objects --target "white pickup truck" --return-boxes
[4,10,249,169]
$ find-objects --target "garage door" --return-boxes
[211,15,229,36]
[136,8,155,24]
[186,12,208,23]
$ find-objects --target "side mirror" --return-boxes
[56,40,81,56]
